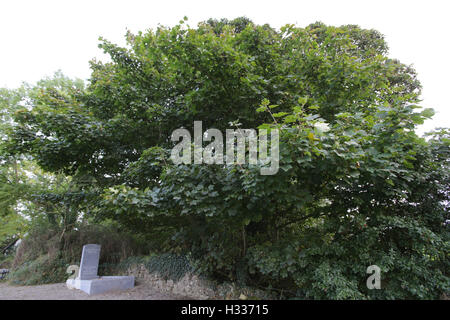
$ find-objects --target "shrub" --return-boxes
[8,255,68,285]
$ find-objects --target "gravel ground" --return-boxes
[0,282,192,300]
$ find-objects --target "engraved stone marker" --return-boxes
[78,244,101,280]
[66,243,134,295]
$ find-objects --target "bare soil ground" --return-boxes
[0,282,192,300]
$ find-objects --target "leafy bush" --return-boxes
[0,253,14,269]
[5,18,449,298]
[8,255,68,286]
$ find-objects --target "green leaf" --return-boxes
[298,97,308,106]
[420,108,435,118]
[272,112,289,118]
[283,115,297,123]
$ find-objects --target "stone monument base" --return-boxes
[66,276,135,295]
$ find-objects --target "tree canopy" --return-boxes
[2,17,449,299]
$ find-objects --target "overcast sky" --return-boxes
[1,0,448,134]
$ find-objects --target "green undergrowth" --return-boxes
[8,255,68,285]
[100,253,195,282]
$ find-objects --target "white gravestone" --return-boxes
[78,244,101,280]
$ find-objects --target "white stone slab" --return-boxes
[66,276,135,295]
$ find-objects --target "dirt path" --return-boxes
[0,282,192,300]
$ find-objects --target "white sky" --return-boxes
[0,0,448,134]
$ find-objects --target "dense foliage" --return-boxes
[0,74,97,262]
[2,18,449,299]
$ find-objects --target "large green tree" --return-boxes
[0,73,93,254]
[4,18,449,299]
